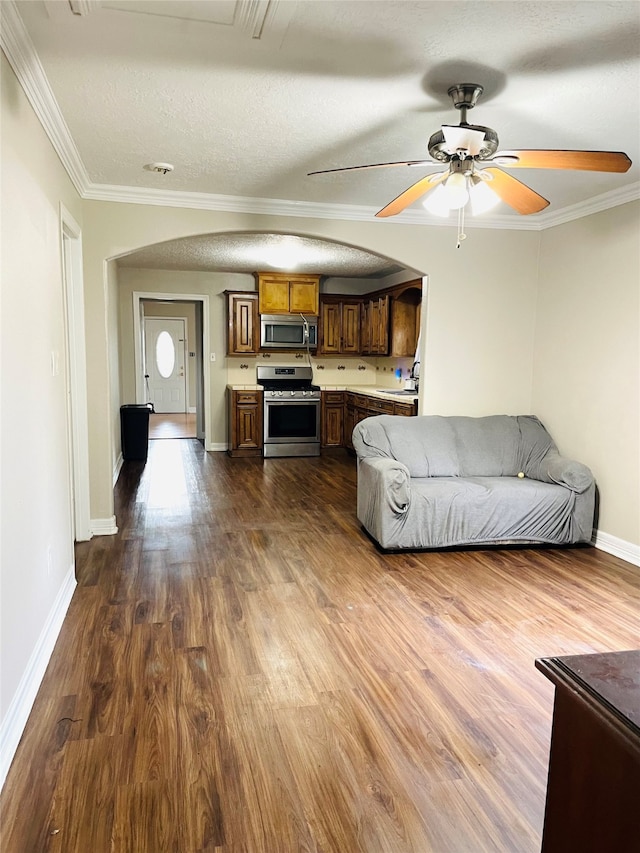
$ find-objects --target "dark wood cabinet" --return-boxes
[319,297,361,355]
[228,389,263,457]
[389,279,422,357]
[360,300,371,353]
[536,651,640,853]
[321,391,345,447]
[344,392,414,450]
[256,273,319,315]
[226,291,259,355]
[362,294,389,355]
[393,399,417,417]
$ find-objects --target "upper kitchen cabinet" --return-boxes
[388,279,422,357]
[318,295,361,355]
[256,273,320,315]
[361,294,389,355]
[226,291,259,354]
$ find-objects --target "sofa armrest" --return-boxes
[536,452,594,494]
[356,456,412,549]
[358,457,411,515]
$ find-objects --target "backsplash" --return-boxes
[226,353,414,388]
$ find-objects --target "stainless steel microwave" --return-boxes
[260,314,318,349]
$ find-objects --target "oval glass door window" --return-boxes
[156,331,175,378]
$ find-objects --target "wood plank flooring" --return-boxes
[2,439,639,852]
[149,413,197,439]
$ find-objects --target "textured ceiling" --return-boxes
[8,0,640,278]
[117,233,405,277]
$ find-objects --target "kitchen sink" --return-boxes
[375,388,417,396]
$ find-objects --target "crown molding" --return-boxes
[83,182,545,229]
[534,181,640,229]
[3,0,637,232]
[84,181,639,230]
[0,1,90,195]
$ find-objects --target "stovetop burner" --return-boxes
[259,382,320,392]
[257,365,319,390]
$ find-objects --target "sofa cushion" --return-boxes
[354,414,556,479]
[408,476,577,547]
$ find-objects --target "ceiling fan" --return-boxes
[308,83,632,219]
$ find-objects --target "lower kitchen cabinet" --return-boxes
[344,392,417,450]
[394,400,416,417]
[321,391,345,447]
[228,389,263,457]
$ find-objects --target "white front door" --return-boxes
[144,317,187,413]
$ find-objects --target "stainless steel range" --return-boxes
[257,366,321,457]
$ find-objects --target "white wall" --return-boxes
[533,201,640,549]
[1,53,81,774]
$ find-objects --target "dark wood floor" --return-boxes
[149,413,197,440]
[2,440,639,852]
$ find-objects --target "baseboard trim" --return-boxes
[113,452,123,487]
[188,407,197,414]
[206,442,228,452]
[593,530,640,567]
[0,565,76,790]
[91,516,118,536]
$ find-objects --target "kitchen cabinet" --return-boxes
[228,389,263,457]
[345,392,397,450]
[389,279,422,358]
[393,399,417,417]
[360,279,422,358]
[360,300,371,353]
[226,291,259,355]
[344,391,417,449]
[321,391,345,447]
[362,295,389,355]
[318,296,361,355]
[256,273,319,316]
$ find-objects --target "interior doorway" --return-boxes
[133,292,210,445]
[60,204,92,541]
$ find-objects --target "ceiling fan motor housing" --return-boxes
[428,125,499,161]
[447,83,484,110]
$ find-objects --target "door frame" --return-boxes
[132,291,210,446]
[143,315,188,413]
[60,203,92,541]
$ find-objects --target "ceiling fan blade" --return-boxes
[308,159,436,176]
[493,149,632,173]
[482,168,550,215]
[375,171,447,218]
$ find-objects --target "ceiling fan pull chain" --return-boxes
[456,205,467,249]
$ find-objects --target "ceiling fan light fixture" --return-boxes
[421,185,452,217]
[442,172,469,209]
[469,179,500,214]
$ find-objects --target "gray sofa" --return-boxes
[352,414,595,550]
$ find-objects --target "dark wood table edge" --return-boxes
[535,655,640,752]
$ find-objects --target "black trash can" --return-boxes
[120,404,153,461]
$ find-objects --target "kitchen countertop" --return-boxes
[227,384,418,401]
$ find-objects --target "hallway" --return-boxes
[148,412,197,440]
